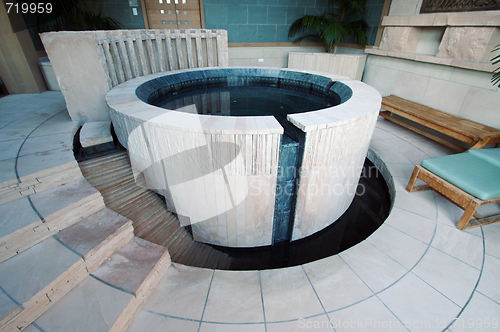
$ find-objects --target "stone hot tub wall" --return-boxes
[106,67,381,248]
[287,81,380,241]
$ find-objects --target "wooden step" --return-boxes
[77,149,232,269]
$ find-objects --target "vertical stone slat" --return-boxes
[108,32,126,84]
[125,30,140,78]
[115,31,133,81]
[145,31,158,74]
[94,32,114,89]
[98,31,119,87]
[194,29,204,67]
[216,30,228,66]
[174,29,185,70]
[165,30,176,71]
[206,29,214,67]
[155,30,167,72]
[134,30,149,76]
[185,29,195,68]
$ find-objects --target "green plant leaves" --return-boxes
[288,0,369,52]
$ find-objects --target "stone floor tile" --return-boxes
[21,323,43,332]
[483,224,500,260]
[44,110,72,124]
[379,272,461,332]
[303,255,373,312]
[369,137,417,153]
[0,158,16,183]
[412,247,480,306]
[384,207,436,243]
[431,223,484,270]
[260,265,324,322]
[0,197,40,239]
[202,270,263,323]
[339,241,408,293]
[0,290,20,322]
[266,315,333,331]
[142,264,213,321]
[476,254,500,304]
[0,127,31,142]
[401,149,430,165]
[0,139,24,161]
[56,208,130,256]
[91,237,166,294]
[127,310,200,332]
[370,127,399,141]
[393,181,437,220]
[16,148,78,178]
[199,322,266,332]
[410,140,456,158]
[448,292,500,332]
[385,163,416,178]
[19,132,72,157]
[327,296,406,331]
[373,150,414,164]
[0,237,80,304]
[367,223,429,270]
[29,178,98,219]
[33,276,132,332]
[29,121,77,138]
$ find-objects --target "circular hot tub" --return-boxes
[106,67,381,248]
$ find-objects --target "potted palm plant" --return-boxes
[288,0,369,53]
[286,0,370,80]
[36,0,122,32]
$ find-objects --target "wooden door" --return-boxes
[143,0,203,29]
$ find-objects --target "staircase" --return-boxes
[0,93,232,332]
[77,149,232,270]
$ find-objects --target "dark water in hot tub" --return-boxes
[149,83,340,136]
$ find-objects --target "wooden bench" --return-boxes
[381,95,500,152]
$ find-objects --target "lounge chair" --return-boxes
[406,149,500,229]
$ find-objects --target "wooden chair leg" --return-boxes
[468,140,488,150]
[456,200,481,230]
[406,166,420,192]
[406,166,431,192]
[465,214,500,229]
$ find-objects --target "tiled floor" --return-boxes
[1,93,500,331]
[127,119,500,332]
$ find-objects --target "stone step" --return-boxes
[21,237,170,332]
[80,121,114,154]
[0,178,105,264]
[0,161,83,205]
[0,208,134,331]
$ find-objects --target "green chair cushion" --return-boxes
[421,153,500,201]
[468,148,500,168]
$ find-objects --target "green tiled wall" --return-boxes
[87,0,146,30]
[204,0,384,45]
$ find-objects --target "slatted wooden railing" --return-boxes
[95,29,229,87]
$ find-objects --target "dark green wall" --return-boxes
[203,0,385,45]
[87,0,146,30]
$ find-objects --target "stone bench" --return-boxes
[381,95,500,151]
[407,148,500,230]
